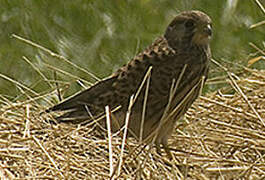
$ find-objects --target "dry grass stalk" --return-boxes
[1,23,265,179]
[1,66,264,179]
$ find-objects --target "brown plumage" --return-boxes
[47,10,212,157]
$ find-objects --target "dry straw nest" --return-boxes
[0,57,265,179]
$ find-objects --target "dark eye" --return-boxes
[185,20,194,28]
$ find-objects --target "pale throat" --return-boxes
[192,32,211,46]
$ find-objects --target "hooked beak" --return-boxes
[203,24,212,36]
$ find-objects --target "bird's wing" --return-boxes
[110,36,176,98]
[46,36,176,123]
[46,76,118,113]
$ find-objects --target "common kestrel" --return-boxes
[47,10,212,156]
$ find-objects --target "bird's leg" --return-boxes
[155,138,173,160]
[162,139,173,160]
[155,142,163,155]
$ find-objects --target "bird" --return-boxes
[46,10,212,157]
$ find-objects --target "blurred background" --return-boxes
[0,0,264,102]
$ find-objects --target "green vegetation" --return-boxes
[0,0,264,100]
[0,2,264,179]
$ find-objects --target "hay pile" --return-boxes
[0,64,264,179]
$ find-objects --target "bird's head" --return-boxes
[165,10,212,49]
